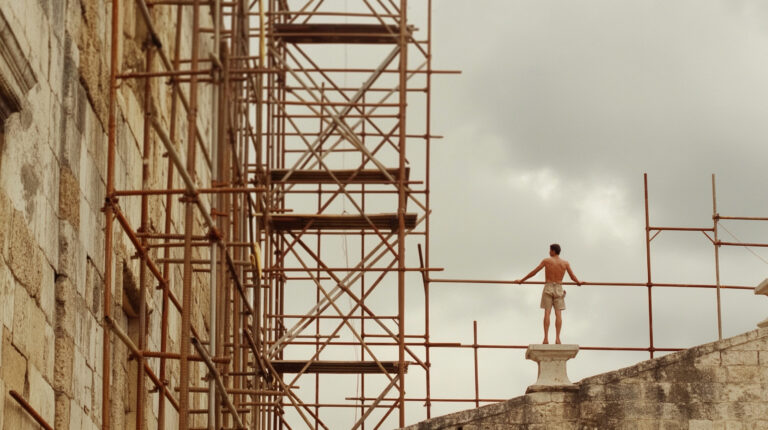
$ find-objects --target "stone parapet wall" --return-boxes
[404,327,768,430]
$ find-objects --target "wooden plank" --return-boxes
[273,23,409,44]
[270,360,408,374]
[270,168,409,184]
[269,213,417,231]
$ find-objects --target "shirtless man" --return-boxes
[514,244,582,344]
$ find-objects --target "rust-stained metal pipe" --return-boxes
[178,0,202,425]
[644,173,655,358]
[133,0,213,170]
[9,390,54,430]
[208,1,223,428]
[191,337,246,429]
[396,1,409,426]
[712,174,723,340]
[473,321,479,409]
[102,0,120,428]
[157,4,185,426]
[134,40,155,430]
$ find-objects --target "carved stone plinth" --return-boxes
[756,279,768,328]
[525,344,579,393]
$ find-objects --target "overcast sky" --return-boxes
[423,0,768,421]
[275,1,768,427]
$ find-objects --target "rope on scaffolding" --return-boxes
[719,222,768,266]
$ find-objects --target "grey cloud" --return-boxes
[420,0,768,423]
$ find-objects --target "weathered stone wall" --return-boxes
[0,1,216,429]
[404,327,768,430]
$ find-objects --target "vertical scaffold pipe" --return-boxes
[102,0,119,428]
[397,0,409,428]
[179,0,202,427]
[158,5,185,429]
[208,1,222,428]
[643,173,655,359]
[712,174,723,340]
[135,43,155,430]
[424,0,433,419]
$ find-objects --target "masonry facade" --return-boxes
[404,327,768,430]
[0,1,215,428]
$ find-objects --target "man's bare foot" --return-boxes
[543,338,549,344]
[555,338,561,344]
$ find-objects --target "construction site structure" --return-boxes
[99,1,440,429]
[0,1,766,430]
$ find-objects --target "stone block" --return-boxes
[2,329,26,393]
[92,371,103,425]
[59,166,80,228]
[605,383,641,403]
[72,349,92,413]
[760,362,768,385]
[68,398,83,430]
[85,257,103,317]
[87,313,100,369]
[59,221,85,290]
[0,190,11,257]
[0,261,14,330]
[695,352,721,367]
[37,198,61,269]
[721,350,758,366]
[40,261,56,324]
[8,209,43,297]
[11,285,55,381]
[28,362,55,424]
[725,366,760,384]
[54,393,70,430]
[55,275,77,338]
[12,286,45,362]
[724,383,762,402]
[690,419,716,430]
[54,334,74,395]
[43,320,56,380]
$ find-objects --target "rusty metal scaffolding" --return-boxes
[427,172,766,409]
[91,1,768,429]
[100,0,443,429]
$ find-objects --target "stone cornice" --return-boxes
[0,7,37,122]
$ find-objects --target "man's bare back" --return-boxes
[541,256,575,284]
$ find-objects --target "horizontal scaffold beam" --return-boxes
[269,168,409,184]
[269,213,417,231]
[273,23,412,44]
[270,360,409,374]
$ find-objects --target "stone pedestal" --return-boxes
[525,344,579,393]
[756,279,768,328]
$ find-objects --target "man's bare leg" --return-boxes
[554,308,563,344]
[543,308,551,344]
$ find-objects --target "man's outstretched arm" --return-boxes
[514,261,545,284]
[566,263,582,286]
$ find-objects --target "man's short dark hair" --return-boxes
[550,244,561,255]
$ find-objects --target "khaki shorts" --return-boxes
[540,282,565,310]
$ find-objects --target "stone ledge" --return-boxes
[526,384,580,394]
[401,328,768,430]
